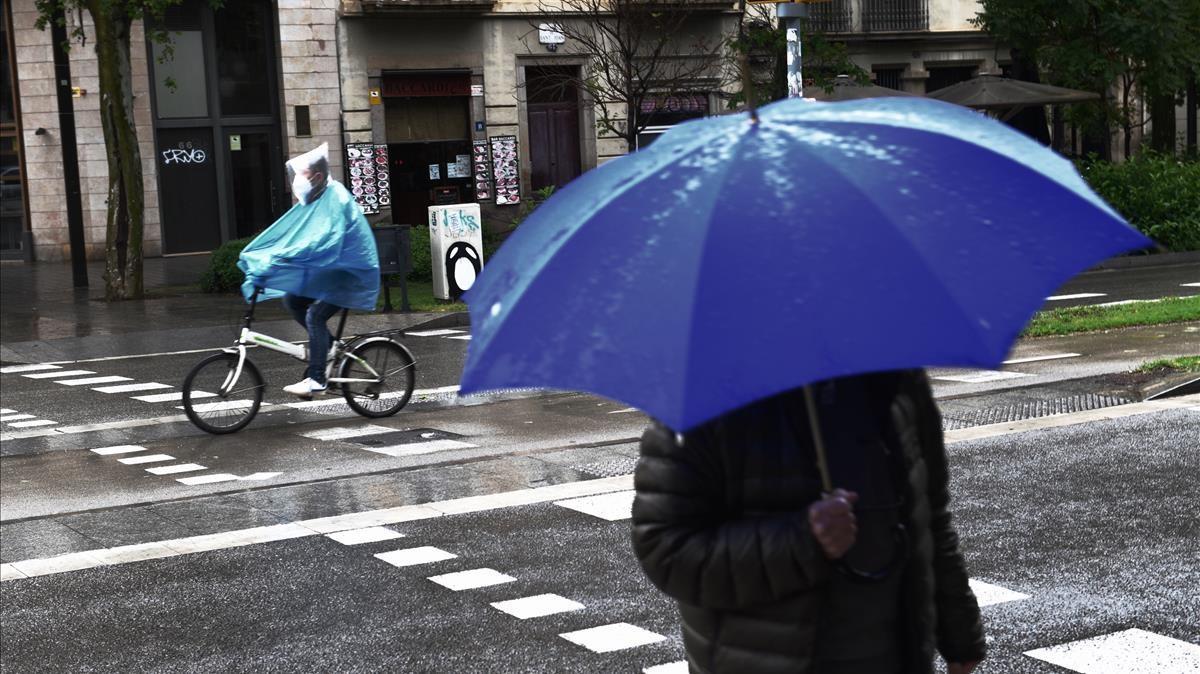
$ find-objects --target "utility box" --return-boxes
[428,203,484,301]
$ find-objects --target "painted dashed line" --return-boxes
[374,546,457,568]
[300,424,396,441]
[1181,282,1200,288]
[145,464,207,476]
[405,329,466,337]
[1046,293,1107,301]
[176,472,282,486]
[118,454,175,465]
[325,527,405,546]
[176,400,266,413]
[361,439,476,457]
[492,594,585,620]
[57,375,132,386]
[644,662,688,674]
[8,419,58,428]
[555,491,635,522]
[428,568,516,591]
[560,623,667,653]
[1,413,35,422]
[0,364,61,374]
[133,391,213,403]
[969,578,1030,607]
[91,445,147,455]
[1025,628,1200,673]
[934,370,1031,384]
[1002,353,1081,365]
[93,382,172,394]
[23,369,93,379]
[1,407,58,430]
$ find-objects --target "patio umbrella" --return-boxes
[929,75,1100,121]
[808,74,919,101]
[458,97,1150,433]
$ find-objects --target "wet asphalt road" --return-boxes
[2,403,1198,673]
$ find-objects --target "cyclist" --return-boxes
[237,143,381,399]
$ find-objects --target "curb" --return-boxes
[1086,250,1200,272]
[405,311,471,331]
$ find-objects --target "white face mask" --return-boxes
[292,172,313,203]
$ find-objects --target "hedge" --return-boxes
[198,237,252,293]
[1079,153,1200,252]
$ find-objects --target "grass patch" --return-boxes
[1136,356,1200,373]
[1023,295,1200,337]
[379,280,467,313]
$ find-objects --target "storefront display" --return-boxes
[490,135,520,206]
[346,142,390,215]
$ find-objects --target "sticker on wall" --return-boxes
[472,141,492,201]
[490,135,520,206]
[429,164,442,180]
[369,88,382,105]
[447,154,471,179]
[346,143,380,214]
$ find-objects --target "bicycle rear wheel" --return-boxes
[183,352,264,434]
[340,339,415,418]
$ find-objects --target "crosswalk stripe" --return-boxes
[325,527,405,545]
[491,594,585,620]
[8,419,56,428]
[968,579,1030,607]
[176,400,263,413]
[374,546,457,568]
[23,369,93,379]
[133,391,213,403]
[1,364,60,374]
[361,439,476,457]
[0,408,15,414]
[1002,353,1081,365]
[555,491,635,521]
[448,335,472,340]
[644,663,688,674]
[176,473,241,486]
[1,413,36,422]
[934,370,1031,384]
[405,329,465,337]
[427,568,516,591]
[145,464,207,475]
[118,454,174,465]
[300,424,395,441]
[93,382,172,394]
[1025,628,1200,673]
[90,445,147,455]
[1181,282,1200,287]
[1046,292,1107,300]
[560,623,667,653]
[57,375,132,386]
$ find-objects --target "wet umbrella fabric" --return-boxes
[459,97,1150,432]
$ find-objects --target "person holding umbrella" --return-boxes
[630,369,985,674]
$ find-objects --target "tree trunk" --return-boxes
[88,3,144,300]
[1006,49,1051,145]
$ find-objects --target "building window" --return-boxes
[862,0,929,32]
[636,93,709,149]
[151,3,209,119]
[873,68,904,91]
[808,0,852,33]
[925,65,977,93]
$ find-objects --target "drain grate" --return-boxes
[940,393,1135,431]
[576,456,639,478]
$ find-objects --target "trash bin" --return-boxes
[428,203,484,301]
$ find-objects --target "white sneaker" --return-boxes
[283,378,328,398]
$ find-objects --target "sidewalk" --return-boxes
[0,256,463,364]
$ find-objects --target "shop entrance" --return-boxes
[382,73,473,226]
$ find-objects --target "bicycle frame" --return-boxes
[218,289,392,395]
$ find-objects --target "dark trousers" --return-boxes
[282,294,342,384]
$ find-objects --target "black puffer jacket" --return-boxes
[631,370,985,674]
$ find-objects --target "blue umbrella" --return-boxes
[459,97,1150,432]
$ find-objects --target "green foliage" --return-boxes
[407,225,432,283]
[485,185,556,259]
[1079,153,1200,250]
[198,237,251,293]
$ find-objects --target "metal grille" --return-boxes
[873,68,904,90]
[862,0,928,32]
[807,0,852,33]
[576,456,639,478]
[940,393,1135,431]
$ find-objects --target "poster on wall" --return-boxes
[345,143,380,215]
[472,140,492,201]
[447,154,472,179]
[490,135,520,206]
[374,144,391,208]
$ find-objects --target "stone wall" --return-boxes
[10,0,160,262]
[279,0,343,180]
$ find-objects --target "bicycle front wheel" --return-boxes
[339,339,415,418]
[183,352,264,434]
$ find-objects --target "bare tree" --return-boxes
[523,0,733,151]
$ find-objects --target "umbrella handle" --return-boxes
[836,523,910,584]
[802,385,834,494]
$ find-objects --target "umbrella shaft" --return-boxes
[803,385,834,493]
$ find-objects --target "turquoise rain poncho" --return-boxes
[238,179,380,311]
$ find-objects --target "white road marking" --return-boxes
[492,594,586,620]
[608,407,639,414]
[362,439,477,457]
[374,546,457,568]
[240,472,282,481]
[969,579,1030,607]
[448,335,472,340]
[299,424,396,441]
[934,371,1031,384]
[0,408,14,414]
[1181,282,1200,287]
[554,490,636,521]
[93,382,172,394]
[325,527,405,546]
[176,473,241,486]
[1,364,60,374]
[644,663,689,674]
[405,329,465,337]
[559,623,667,653]
[1046,293,1107,300]
[1,413,36,422]
[1025,628,1200,673]
[0,564,28,581]
[57,375,132,386]
[176,400,262,413]
[285,385,459,410]
[1002,353,1081,365]
[428,568,516,591]
[91,445,147,455]
[145,464,207,475]
[118,454,175,465]
[23,369,93,379]
[132,391,213,403]
[8,419,57,428]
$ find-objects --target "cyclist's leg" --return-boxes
[282,293,315,330]
[305,301,342,385]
